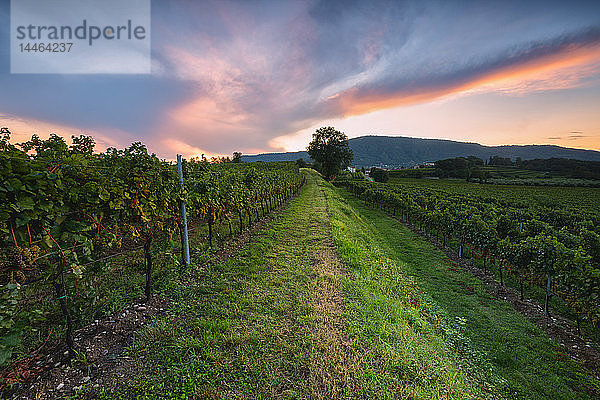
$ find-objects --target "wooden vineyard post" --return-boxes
[177,154,190,266]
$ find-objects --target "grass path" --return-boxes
[320,176,492,399]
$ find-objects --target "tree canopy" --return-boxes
[306,126,353,180]
[369,167,390,182]
[434,156,484,180]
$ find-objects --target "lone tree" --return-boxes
[307,126,353,180]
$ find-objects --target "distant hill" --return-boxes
[241,135,600,167]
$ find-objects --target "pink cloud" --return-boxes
[0,114,129,151]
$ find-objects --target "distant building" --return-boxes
[347,166,356,172]
[414,162,435,169]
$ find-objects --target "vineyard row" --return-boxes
[336,178,600,332]
[0,131,305,366]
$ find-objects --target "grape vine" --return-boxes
[0,129,305,366]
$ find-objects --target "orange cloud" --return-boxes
[469,42,600,94]
[168,97,254,130]
[332,40,600,117]
[161,138,223,160]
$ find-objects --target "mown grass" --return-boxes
[334,183,600,400]
[319,176,497,399]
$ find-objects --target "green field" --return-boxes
[389,167,600,188]
[388,176,600,213]
[389,166,550,180]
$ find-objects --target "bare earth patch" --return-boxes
[9,295,169,400]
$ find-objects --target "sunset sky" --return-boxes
[1,0,599,158]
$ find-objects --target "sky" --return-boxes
[1,0,600,158]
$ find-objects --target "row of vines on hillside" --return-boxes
[0,128,305,366]
[336,178,600,332]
